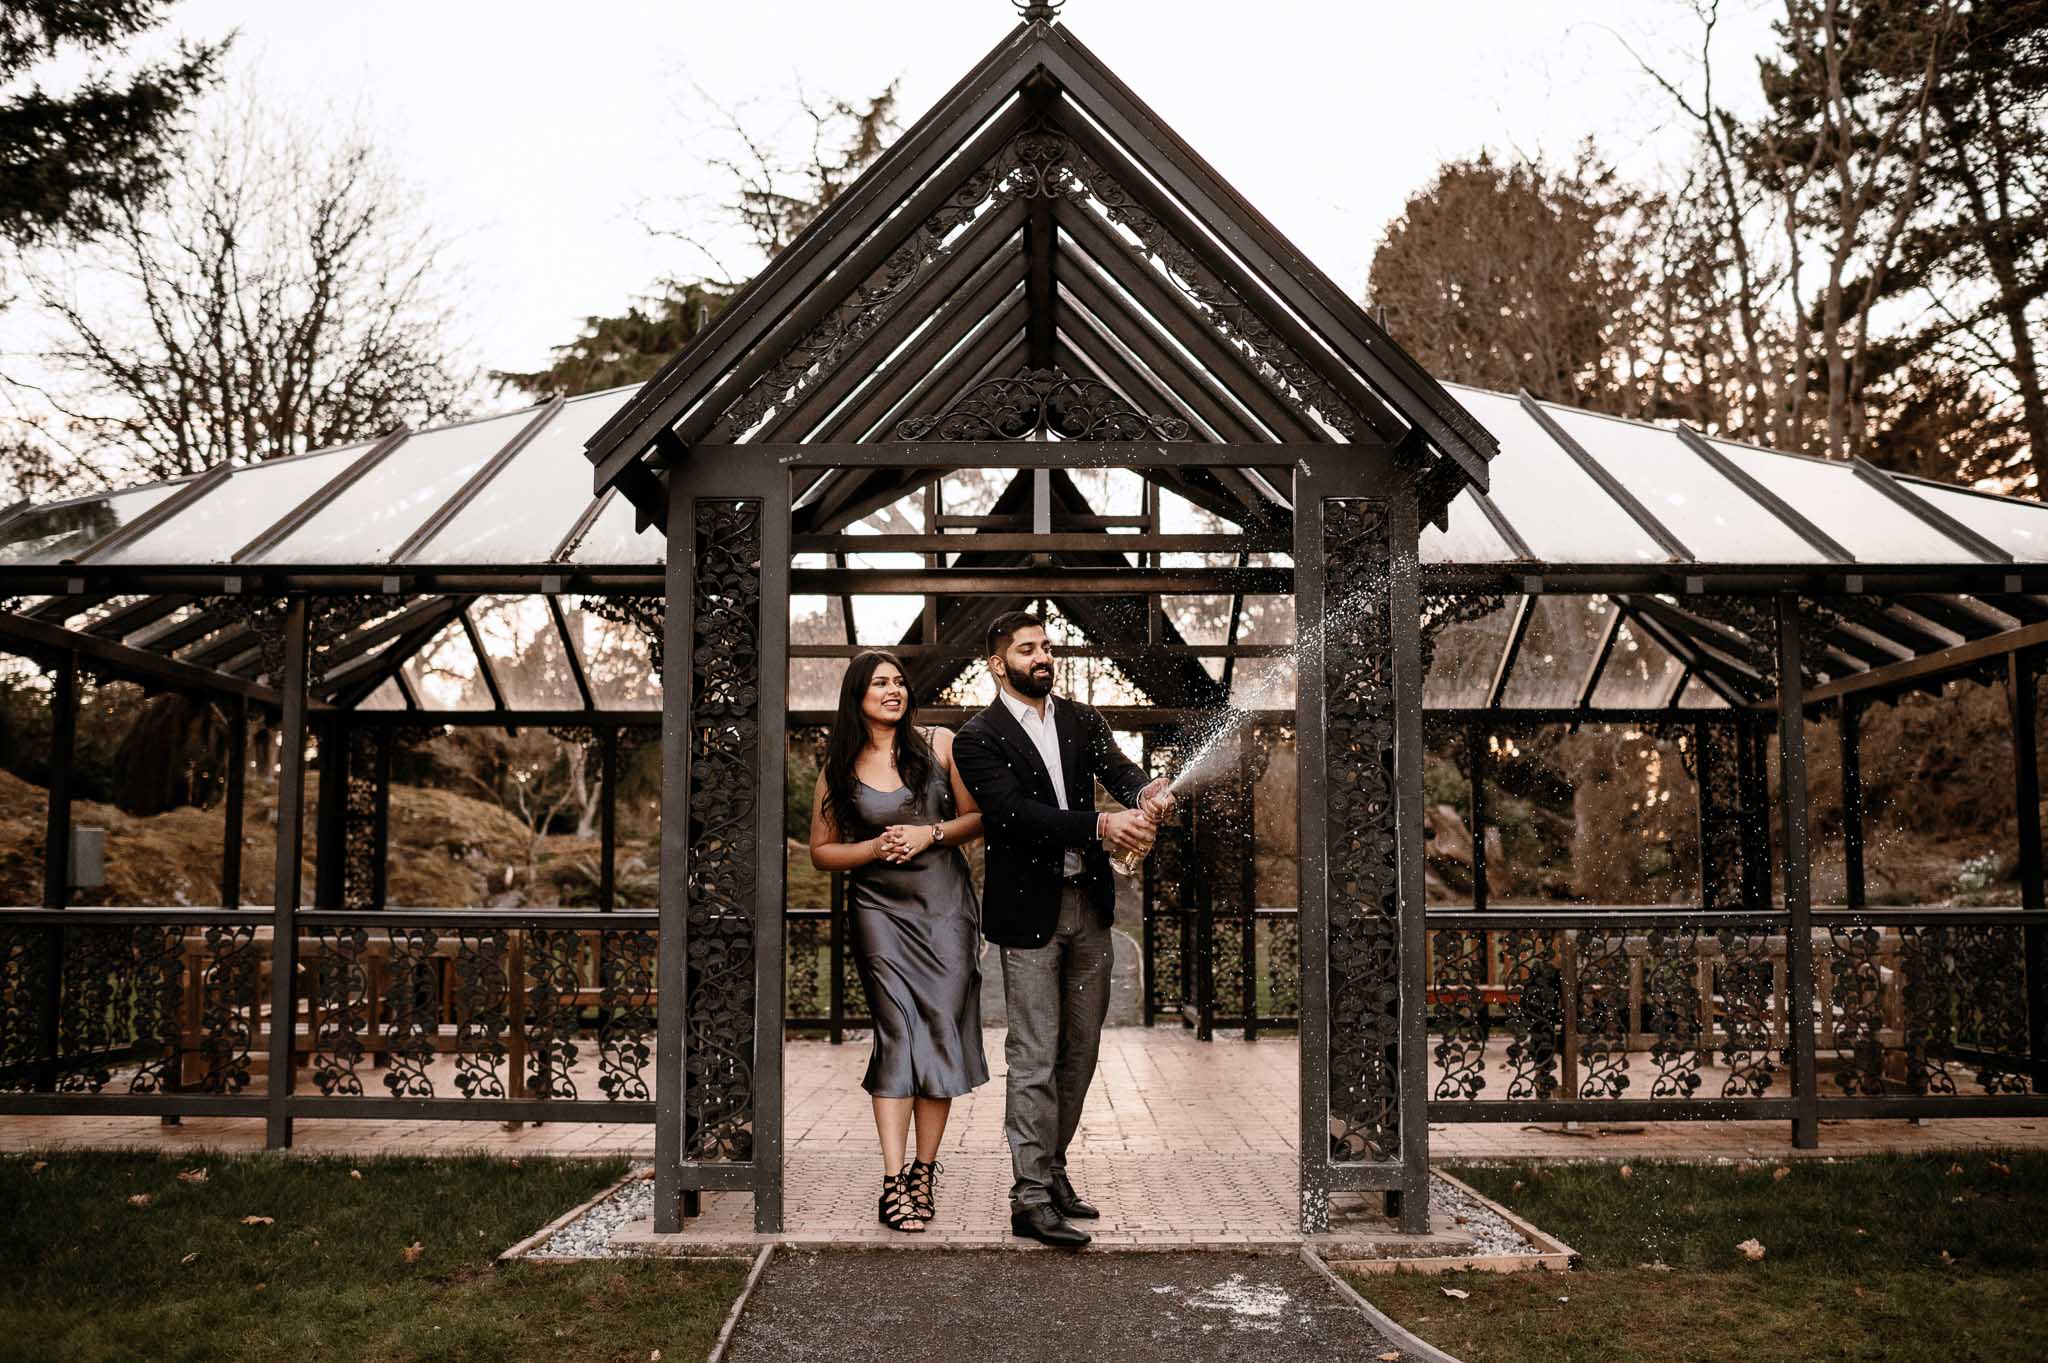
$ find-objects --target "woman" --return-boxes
[809,650,988,1233]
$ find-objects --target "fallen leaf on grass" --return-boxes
[1772,1166,1790,1182]
[1854,1227,1869,1236]
[1441,1287,1470,1300]
[1853,1287,1866,1299]
[127,1194,152,1208]
[1737,1238,1766,1262]
[1990,1161,2011,1178]
[1378,1354,1401,1362]
[349,1170,363,1181]
[402,1241,424,1264]
[1635,1261,1672,1272]
[1618,1165,1632,1180]
[650,1352,662,1362]
[240,1216,274,1227]
[177,1168,208,1185]
[1940,1250,1955,1266]
[29,1161,47,1175]
[1947,1162,1965,1176]
[179,1252,198,1266]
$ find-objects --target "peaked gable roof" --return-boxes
[581,14,1498,527]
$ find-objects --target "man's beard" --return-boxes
[1008,662,1054,700]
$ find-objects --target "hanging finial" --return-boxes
[1013,0,1064,23]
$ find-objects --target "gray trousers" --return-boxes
[1000,881,1113,1211]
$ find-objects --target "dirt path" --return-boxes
[721,1248,1428,1363]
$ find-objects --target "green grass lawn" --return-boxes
[1349,1153,2048,1363]
[0,1151,747,1363]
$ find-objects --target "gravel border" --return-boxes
[520,1162,658,1259]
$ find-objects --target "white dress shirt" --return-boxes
[999,687,1090,877]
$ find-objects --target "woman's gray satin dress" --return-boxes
[844,765,989,1099]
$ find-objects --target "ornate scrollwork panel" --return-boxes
[127,925,186,1095]
[1573,925,1631,1100]
[1715,927,1777,1098]
[785,917,824,1020]
[199,922,259,1094]
[1827,926,1887,1096]
[55,925,127,1093]
[452,929,511,1099]
[381,927,439,1099]
[342,729,385,913]
[1430,928,1487,1101]
[721,121,1363,445]
[0,926,43,1091]
[895,367,1190,443]
[1499,928,1562,1101]
[1955,925,2029,1095]
[1145,822,1189,1015]
[683,499,764,1161]
[1321,499,1401,1162]
[1642,927,1704,1099]
[307,926,370,1097]
[524,928,584,1101]
[598,926,657,1102]
[1898,925,1958,1096]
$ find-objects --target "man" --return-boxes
[953,611,1174,1247]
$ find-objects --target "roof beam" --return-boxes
[0,607,284,706]
[1852,458,2012,563]
[1677,426,1852,562]
[585,25,1047,485]
[1039,26,1496,478]
[234,429,410,561]
[1518,392,1690,561]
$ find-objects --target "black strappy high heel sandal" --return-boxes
[878,1171,926,1233]
[906,1159,941,1223]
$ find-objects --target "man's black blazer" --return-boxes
[953,695,1151,948]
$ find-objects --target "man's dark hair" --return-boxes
[986,610,1046,658]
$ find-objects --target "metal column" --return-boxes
[266,599,310,1149]
[1776,596,1819,1149]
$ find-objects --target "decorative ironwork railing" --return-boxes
[1420,907,2047,1123]
[0,907,661,1130]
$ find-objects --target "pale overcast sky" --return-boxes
[114,0,1778,387]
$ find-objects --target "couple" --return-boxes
[806,611,1173,1246]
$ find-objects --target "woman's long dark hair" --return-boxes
[821,650,937,837]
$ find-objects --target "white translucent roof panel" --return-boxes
[1677,674,1730,709]
[411,389,636,563]
[1900,480,2048,563]
[1709,441,1964,562]
[1421,492,1518,563]
[566,491,662,565]
[0,484,184,565]
[99,445,371,565]
[1447,389,1667,563]
[266,410,536,564]
[1541,407,1827,564]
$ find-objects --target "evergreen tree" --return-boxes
[0,1,228,250]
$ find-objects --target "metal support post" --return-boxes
[1776,596,1820,1149]
[266,599,311,1149]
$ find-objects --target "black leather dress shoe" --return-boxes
[1049,1172,1100,1220]
[1010,1204,1090,1247]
